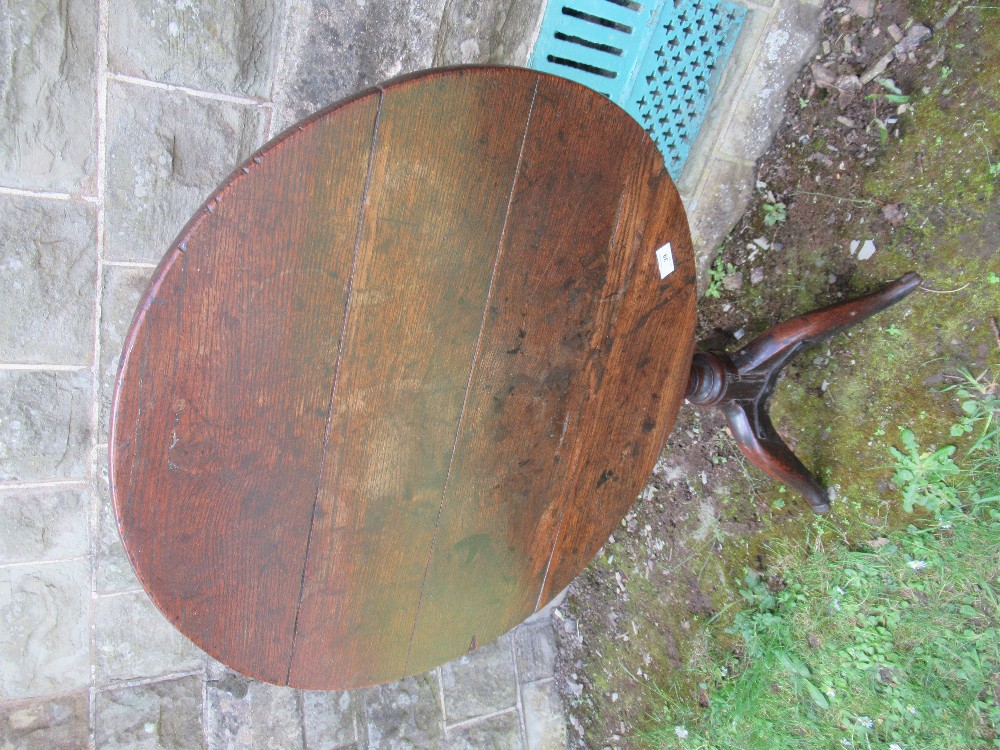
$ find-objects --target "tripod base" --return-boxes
[687,273,922,513]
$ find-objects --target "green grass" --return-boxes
[642,372,1000,750]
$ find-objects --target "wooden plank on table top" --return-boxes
[404,74,694,674]
[287,68,540,689]
[110,92,381,685]
[537,146,696,605]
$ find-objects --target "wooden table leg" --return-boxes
[687,272,922,513]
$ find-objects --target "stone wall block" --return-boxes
[432,0,545,67]
[521,681,566,750]
[94,591,202,684]
[440,636,517,724]
[0,0,98,192]
[108,0,282,97]
[105,81,266,263]
[364,673,443,750]
[273,0,448,128]
[98,264,155,440]
[0,561,90,699]
[249,681,304,750]
[719,0,823,162]
[0,690,89,750]
[445,711,522,750]
[302,689,358,750]
[675,6,770,198]
[94,448,141,594]
[206,672,252,749]
[0,197,97,365]
[0,370,92,482]
[686,157,757,280]
[0,488,89,564]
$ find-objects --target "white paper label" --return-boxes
[655,243,674,279]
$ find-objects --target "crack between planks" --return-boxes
[285,89,384,685]
[402,75,542,675]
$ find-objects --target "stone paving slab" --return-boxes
[108,0,281,98]
[0,196,97,365]
[95,675,204,749]
[0,0,98,193]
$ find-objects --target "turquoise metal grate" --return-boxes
[529,0,746,176]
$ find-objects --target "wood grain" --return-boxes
[288,68,539,688]
[111,92,380,683]
[110,66,696,690]
[404,74,695,674]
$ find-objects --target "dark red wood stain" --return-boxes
[110,67,696,690]
[111,93,380,684]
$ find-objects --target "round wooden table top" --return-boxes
[109,66,696,690]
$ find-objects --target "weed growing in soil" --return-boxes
[705,255,736,298]
[888,428,960,514]
[761,201,788,226]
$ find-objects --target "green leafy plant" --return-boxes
[970,120,999,180]
[945,368,998,442]
[705,255,736,298]
[867,79,912,105]
[761,201,787,226]
[888,428,961,514]
[944,367,1000,510]
[871,118,890,145]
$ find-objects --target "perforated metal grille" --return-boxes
[529,0,746,176]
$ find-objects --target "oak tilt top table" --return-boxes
[110,66,918,691]
[110,66,697,690]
